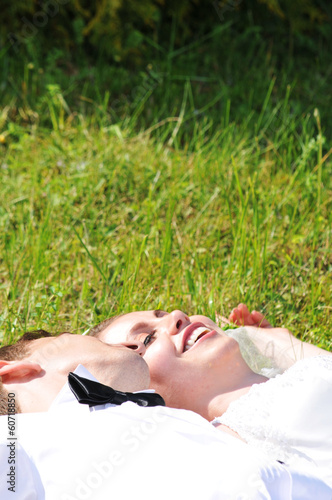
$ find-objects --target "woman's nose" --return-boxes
[163,310,190,335]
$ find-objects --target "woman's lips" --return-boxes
[181,323,217,353]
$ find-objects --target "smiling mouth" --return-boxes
[183,327,211,352]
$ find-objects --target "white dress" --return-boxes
[212,356,332,488]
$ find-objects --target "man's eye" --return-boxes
[143,333,155,347]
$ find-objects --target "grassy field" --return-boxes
[0,28,331,349]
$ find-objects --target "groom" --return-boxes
[0,329,330,499]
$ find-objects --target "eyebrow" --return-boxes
[153,309,166,317]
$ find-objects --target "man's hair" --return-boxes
[88,315,122,338]
[0,330,54,415]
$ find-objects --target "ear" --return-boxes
[0,360,43,383]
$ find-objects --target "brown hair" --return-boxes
[88,315,122,338]
[0,330,53,415]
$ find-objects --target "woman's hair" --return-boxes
[0,330,53,415]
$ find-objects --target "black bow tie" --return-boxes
[68,372,165,408]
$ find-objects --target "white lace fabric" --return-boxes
[212,356,332,486]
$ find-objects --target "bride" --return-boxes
[89,303,332,487]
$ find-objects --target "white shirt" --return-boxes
[1,365,331,500]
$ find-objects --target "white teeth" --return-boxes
[183,327,210,352]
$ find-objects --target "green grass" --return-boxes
[0,93,331,349]
[0,26,331,350]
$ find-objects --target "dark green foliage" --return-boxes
[1,1,331,141]
[1,0,331,62]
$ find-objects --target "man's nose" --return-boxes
[163,310,190,335]
[116,341,146,356]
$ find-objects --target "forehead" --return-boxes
[29,333,68,350]
[26,334,77,360]
[30,332,109,355]
[29,333,83,351]
[100,311,158,343]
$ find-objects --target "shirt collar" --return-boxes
[49,365,97,413]
[49,364,155,413]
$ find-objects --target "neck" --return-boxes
[206,371,268,421]
[4,373,67,413]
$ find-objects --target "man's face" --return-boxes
[28,333,150,393]
[98,310,240,416]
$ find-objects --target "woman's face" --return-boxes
[98,310,241,416]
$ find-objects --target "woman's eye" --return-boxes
[144,333,155,347]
